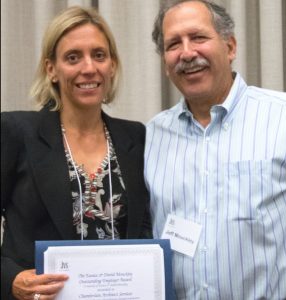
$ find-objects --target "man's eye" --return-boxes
[193,36,207,42]
[165,42,179,51]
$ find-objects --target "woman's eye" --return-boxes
[94,52,106,61]
[67,54,79,63]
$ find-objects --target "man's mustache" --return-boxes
[175,57,210,74]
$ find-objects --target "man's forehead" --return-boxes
[164,0,209,17]
[163,1,213,35]
[163,1,212,26]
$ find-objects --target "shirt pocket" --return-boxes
[222,160,272,221]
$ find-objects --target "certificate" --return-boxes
[36,239,174,300]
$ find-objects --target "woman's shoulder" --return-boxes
[103,113,145,132]
[1,107,55,136]
[2,109,41,122]
[2,105,56,123]
[1,110,38,129]
[2,112,40,151]
[103,113,146,145]
[113,117,145,130]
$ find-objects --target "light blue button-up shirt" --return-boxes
[144,73,286,299]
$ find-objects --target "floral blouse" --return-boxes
[63,126,127,240]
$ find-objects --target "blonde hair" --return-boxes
[30,6,121,110]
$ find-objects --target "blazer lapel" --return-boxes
[28,108,75,240]
[28,109,146,240]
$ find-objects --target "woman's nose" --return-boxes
[82,57,96,74]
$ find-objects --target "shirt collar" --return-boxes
[175,72,248,123]
[219,72,247,114]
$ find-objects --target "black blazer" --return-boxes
[1,106,152,299]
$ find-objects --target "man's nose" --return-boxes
[180,41,197,62]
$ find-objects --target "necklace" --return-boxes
[61,123,115,240]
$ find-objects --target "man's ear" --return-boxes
[226,36,237,63]
[163,56,170,77]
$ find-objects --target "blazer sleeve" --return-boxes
[1,113,21,210]
[138,201,153,239]
[126,121,153,239]
[1,113,26,300]
[137,124,152,239]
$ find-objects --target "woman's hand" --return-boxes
[12,269,68,300]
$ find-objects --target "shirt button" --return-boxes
[204,208,208,214]
[223,122,229,130]
[203,283,208,290]
[201,246,208,252]
[205,136,210,142]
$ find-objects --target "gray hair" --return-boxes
[152,0,235,55]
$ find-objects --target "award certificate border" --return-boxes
[35,239,174,300]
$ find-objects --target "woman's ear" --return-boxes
[45,59,58,82]
[111,60,116,78]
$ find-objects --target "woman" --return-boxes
[1,6,152,300]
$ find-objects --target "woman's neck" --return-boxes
[60,106,107,175]
[60,105,104,135]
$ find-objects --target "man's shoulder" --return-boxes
[147,102,182,127]
[247,86,286,106]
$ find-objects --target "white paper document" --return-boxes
[44,244,165,300]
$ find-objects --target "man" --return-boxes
[144,0,286,299]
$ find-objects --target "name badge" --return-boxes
[161,214,202,258]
